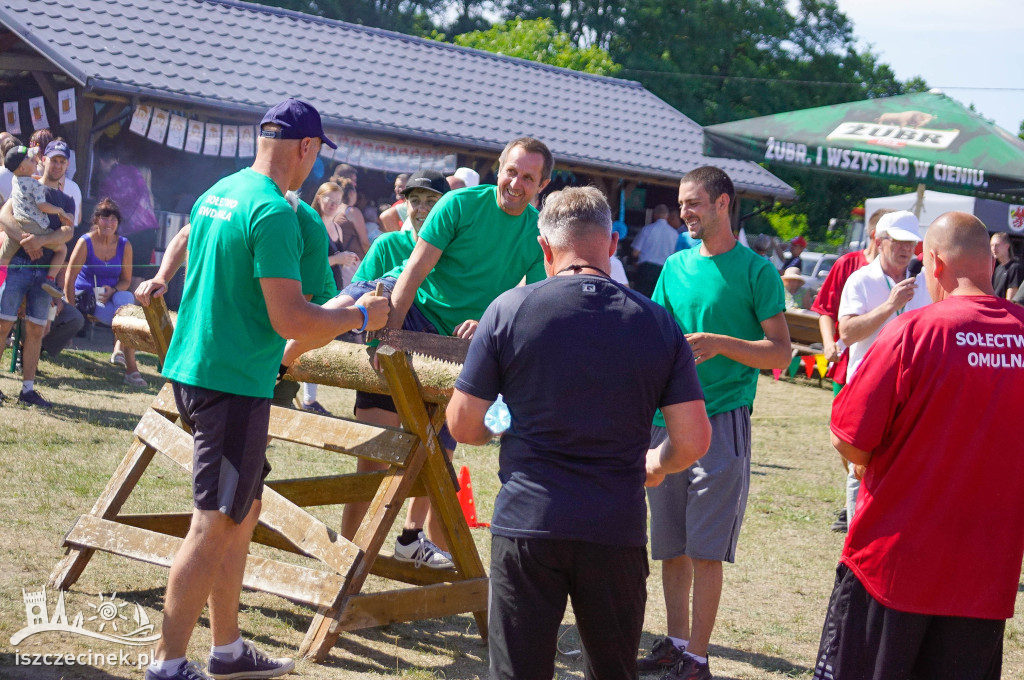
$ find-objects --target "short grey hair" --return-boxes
[538,186,612,250]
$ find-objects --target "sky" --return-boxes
[828,0,1024,134]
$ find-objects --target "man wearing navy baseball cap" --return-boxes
[147,99,386,680]
[258,97,337,150]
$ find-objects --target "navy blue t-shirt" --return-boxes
[455,274,704,547]
[9,186,75,265]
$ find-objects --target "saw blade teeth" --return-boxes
[408,352,463,366]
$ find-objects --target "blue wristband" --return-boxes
[355,304,368,333]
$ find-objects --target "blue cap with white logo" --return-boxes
[259,98,337,149]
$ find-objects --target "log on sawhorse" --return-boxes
[50,298,488,664]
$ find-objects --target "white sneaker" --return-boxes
[393,531,454,569]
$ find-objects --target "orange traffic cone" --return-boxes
[456,465,489,528]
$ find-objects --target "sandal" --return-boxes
[110,350,126,366]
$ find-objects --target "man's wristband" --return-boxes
[355,304,368,333]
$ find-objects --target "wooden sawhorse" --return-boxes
[49,299,487,662]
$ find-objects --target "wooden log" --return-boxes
[112,305,461,403]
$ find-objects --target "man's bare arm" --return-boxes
[260,277,389,342]
[685,312,791,369]
[446,388,494,446]
[135,224,190,305]
[831,431,870,466]
[646,400,711,486]
[818,314,839,361]
[386,239,443,329]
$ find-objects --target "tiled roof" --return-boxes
[0,0,794,199]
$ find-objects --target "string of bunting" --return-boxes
[124,103,457,173]
[773,353,831,381]
[3,88,79,135]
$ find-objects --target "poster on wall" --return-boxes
[147,108,170,144]
[129,104,152,136]
[57,88,77,124]
[166,114,188,150]
[220,125,238,157]
[184,119,205,154]
[28,96,48,130]
[3,102,20,134]
[237,125,255,157]
[203,123,222,156]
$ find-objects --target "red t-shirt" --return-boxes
[831,296,1024,619]
[812,251,868,384]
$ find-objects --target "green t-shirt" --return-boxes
[164,168,302,398]
[413,185,546,335]
[652,242,785,420]
[353,230,416,283]
[295,201,338,305]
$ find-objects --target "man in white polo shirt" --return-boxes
[837,209,931,523]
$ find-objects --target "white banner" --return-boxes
[3,102,21,134]
[28,96,48,130]
[57,88,76,124]
[129,104,152,136]
[147,108,170,144]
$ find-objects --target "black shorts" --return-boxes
[172,382,272,524]
[489,536,648,680]
[813,563,1004,680]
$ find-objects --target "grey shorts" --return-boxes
[173,381,272,525]
[647,406,751,563]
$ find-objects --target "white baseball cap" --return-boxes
[876,210,922,242]
[452,167,480,187]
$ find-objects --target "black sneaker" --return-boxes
[18,389,52,409]
[206,641,294,679]
[831,508,848,533]
[663,654,712,680]
[638,637,685,673]
[271,379,299,408]
[144,660,213,680]
[299,400,331,416]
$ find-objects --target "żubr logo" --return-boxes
[827,111,960,151]
[11,587,161,646]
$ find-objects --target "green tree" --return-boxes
[500,0,929,240]
[452,17,622,76]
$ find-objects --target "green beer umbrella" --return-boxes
[703,91,1024,198]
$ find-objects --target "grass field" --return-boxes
[0,347,1021,679]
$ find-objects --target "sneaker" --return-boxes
[299,400,331,416]
[663,654,712,680]
[146,660,213,680]
[831,508,848,533]
[124,371,148,387]
[207,641,294,680]
[18,389,52,409]
[638,637,685,673]
[271,379,299,408]
[393,531,455,569]
[110,350,127,366]
[41,281,63,299]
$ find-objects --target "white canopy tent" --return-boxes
[864,190,974,228]
[864,190,1022,235]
